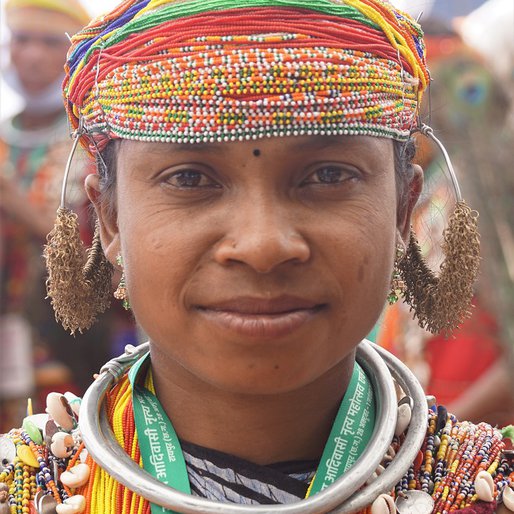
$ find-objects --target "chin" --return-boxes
[191,351,349,397]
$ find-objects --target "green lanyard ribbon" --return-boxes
[129,355,190,514]
[129,352,375,512]
[306,363,376,495]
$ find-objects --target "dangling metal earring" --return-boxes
[113,254,130,310]
[388,243,406,305]
[399,124,480,335]
[44,118,114,335]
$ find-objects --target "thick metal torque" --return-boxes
[79,341,425,513]
[331,343,428,513]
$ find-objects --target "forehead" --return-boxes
[7,7,82,39]
[10,30,68,44]
[118,135,394,159]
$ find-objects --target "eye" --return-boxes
[302,165,358,186]
[164,170,220,189]
[12,33,30,45]
[43,35,67,48]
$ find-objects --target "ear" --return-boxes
[85,173,120,264]
[397,163,423,243]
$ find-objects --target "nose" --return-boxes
[15,38,48,64]
[213,200,311,273]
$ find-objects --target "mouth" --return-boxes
[196,296,327,339]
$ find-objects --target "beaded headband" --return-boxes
[64,0,429,154]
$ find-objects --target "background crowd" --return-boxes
[0,0,139,430]
[0,0,513,432]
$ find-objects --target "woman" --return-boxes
[1,1,513,513]
[0,0,95,432]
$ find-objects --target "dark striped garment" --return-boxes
[180,442,498,513]
[182,441,317,505]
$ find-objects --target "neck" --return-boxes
[148,349,355,465]
[17,109,63,131]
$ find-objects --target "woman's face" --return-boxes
[96,135,406,395]
[9,29,69,94]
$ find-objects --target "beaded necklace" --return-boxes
[80,366,376,513]
[394,407,514,513]
[76,373,378,514]
[1,377,514,513]
[0,428,67,512]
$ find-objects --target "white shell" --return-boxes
[50,432,74,459]
[46,393,75,432]
[63,392,81,417]
[371,493,396,514]
[55,495,86,514]
[474,470,495,502]
[366,464,386,485]
[395,403,412,437]
[79,448,89,463]
[0,437,16,467]
[502,485,514,511]
[386,445,396,460]
[59,463,90,489]
[375,464,385,476]
[23,413,50,431]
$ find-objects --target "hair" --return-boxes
[394,138,417,224]
[95,137,418,221]
[95,139,119,221]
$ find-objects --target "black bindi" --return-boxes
[252,148,261,157]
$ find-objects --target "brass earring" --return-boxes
[399,202,480,335]
[44,209,114,334]
[387,243,407,305]
[44,120,114,335]
[114,254,130,310]
[398,125,481,335]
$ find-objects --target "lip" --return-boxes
[196,296,326,339]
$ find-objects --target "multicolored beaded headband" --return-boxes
[63,0,429,154]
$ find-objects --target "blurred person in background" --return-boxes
[378,16,514,426]
[0,0,135,431]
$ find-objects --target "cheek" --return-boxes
[47,52,66,74]
[319,188,397,327]
[121,213,190,300]
[11,46,65,88]
[322,189,396,275]
[115,191,214,334]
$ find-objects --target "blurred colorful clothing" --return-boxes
[0,112,117,430]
